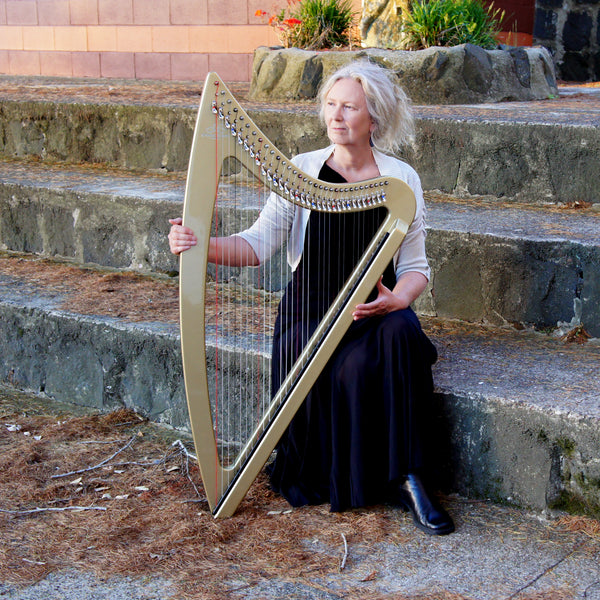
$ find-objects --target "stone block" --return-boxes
[100,51,135,78]
[561,50,592,80]
[8,50,40,76]
[533,8,557,40]
[98,0,134,25]
[70,0,99,25]
[0,50,8,73]
[72,51,101,77]
[249,45,558,105]
[40,51,73,77]
[170,52,209,81]
[537,0,563,7]
[135,52,171,80]
[38,0,70,25]
[563,11,593,51]
[6,0,37,25]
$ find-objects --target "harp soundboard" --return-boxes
[179,72,416,518]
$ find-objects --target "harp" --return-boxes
[179,72,416,518]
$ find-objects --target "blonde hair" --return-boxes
[318,60,414,155]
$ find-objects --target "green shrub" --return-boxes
[258,0,356,50]
[400,0,505,50]
[287,0,356,49]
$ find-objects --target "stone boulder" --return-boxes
[249,44,558,105]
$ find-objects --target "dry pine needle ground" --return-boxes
[2,403,598,600]
[0,405,413,599]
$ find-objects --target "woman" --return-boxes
[169,61,454,535]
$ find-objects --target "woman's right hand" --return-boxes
[168,218,197,255]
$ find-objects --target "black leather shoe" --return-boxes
[392,473,455,536]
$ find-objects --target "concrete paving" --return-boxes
[0,501,598,600]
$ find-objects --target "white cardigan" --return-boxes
[237,145,430,281]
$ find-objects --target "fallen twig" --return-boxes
[171,439,203,499]
[340,533,348,571]
[172,439,197,462]
[0,506,107,515]
[75,439,129,445]
[51,435,137,479]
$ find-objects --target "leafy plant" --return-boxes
[400,0,505,50]
[257,0,356,50]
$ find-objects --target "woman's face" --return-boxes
[323,77,374,150]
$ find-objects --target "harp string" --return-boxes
[213,79,221,495]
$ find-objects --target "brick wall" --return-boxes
[534,0,600,81]
[0,0,287,81]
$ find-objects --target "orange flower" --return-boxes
[268,14,278,25]
[255,9,267,16]
[282,17,302,26]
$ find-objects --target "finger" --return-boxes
[169,217,183,226]
[352,303,377,319]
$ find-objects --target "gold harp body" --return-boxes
[180,73,416,518]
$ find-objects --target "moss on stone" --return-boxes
[550,489,600,520]
[556,436,576,457]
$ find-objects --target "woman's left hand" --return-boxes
[352,277,405,320]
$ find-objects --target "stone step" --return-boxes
[0,77,599,205]
[2,158,599,335]
[1,253,599,518]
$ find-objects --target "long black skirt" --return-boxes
[268,306,438,512]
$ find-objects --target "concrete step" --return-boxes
[0,77,599,205]
[1,253,599,518]
[2,158,599,336]
[419,194,600,337]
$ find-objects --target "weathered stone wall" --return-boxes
[534,0,600,81]
[250,45,557,105]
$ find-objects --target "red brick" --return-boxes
[9,50,41,74]
[208,52,250,82]
[40,50,72,75]
[133,0,169,24]
[134,51,170,79]
[98,0,133,24]
[100,51,134,77]
[38,0,70,24]
[72,50,101,76]
[170,52,207,81]
[69,0,98,25]
[6,0,37,24]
